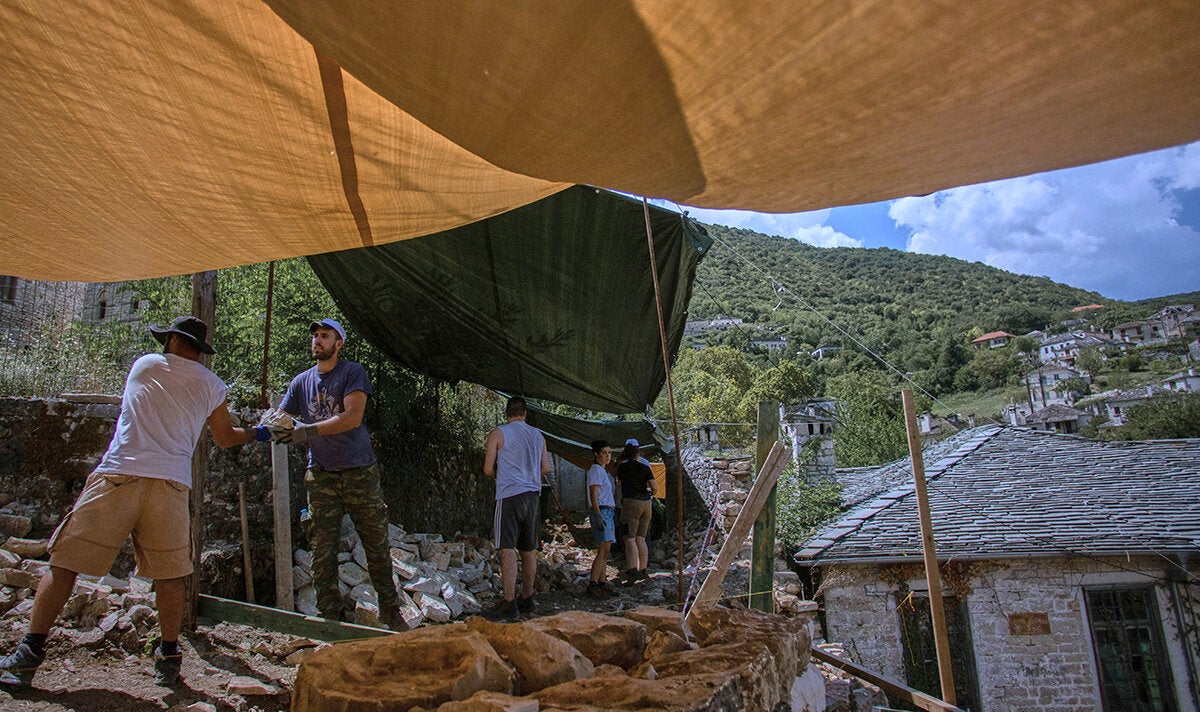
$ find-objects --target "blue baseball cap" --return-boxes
[310,318,346,341]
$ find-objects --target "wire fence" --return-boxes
[0,278,148,398]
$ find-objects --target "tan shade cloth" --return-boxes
[0,0,567,281]
[4,1,1200,280]
[268,1,1200,211]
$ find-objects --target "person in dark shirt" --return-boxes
[615,439,655,584]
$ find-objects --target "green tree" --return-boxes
[776,454,844,546]
[1073,345,1104,377]
[824,369,909,467]
[740,359,814,412]
[1113,393,1200,440]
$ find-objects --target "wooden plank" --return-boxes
[750,400,779,612]
[272,436,293,610]
[687,441,789,617]
[197,594,391,642]
[239,481,255,602]
[810,646,966,712]
[902,389,957,706]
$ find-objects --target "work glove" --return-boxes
[589,510,604,533]
[274,422,317,445]
[253,425,272,442]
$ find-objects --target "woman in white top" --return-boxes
[585,440,616,599]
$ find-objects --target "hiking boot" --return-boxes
[380,602,408,631]
[153,645,182,685]
[485,598,520,621]
[517,594,537,615]
[586,582,610,600]
[599,579,618,596]
[635,569,650,582]
[622,569,639,586]
[0,641,44,691]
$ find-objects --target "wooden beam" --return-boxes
[810,646,966,712]
[686,441,789,619]
[749,400,780,612]
[272,435,294,610]
[197,594,391,642]
[185,269,216,630]
[902,389,957,707]
[239,481,255,602]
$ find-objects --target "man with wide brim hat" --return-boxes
[149,315,216,355]
[0,315,269,691]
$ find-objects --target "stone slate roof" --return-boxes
[796,425,1200,565]
[1026,404,1085,423]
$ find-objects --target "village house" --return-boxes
[970,330,1015,350]
[750,336,787,350]
[1113,319,1167,345]
[1021,361,1090,411]
[1038,330,1114,366]
[1075,384,1171,427]
[683,314,744,334]
[1150,304,1197,341]
[1021,403,1091,434]
[1163,368,1200,393]
[794,426,1200,712]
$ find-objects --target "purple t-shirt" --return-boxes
[280,360,375,470]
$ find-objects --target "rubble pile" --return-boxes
[292,515,491,627]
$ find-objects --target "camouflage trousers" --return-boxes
[304,464,400,619]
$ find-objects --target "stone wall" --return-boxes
[0,396,493,603]
[817,555,1200,711]
[681,446,754,535]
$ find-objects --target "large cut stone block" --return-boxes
[292,623,514,711]
[648,641,782,712]
[525,610,647,670]
[531,672,741,711]
[468,617,594,694]
[687,606,811,677]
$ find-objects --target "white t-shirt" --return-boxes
[94,353,228,487]
[586,463,616,508]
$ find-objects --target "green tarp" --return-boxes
[522,399,670,465]
[309,186,710,413]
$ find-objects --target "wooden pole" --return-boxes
[901,389,957,706]
[272,394,294,610]
[642,198,687,604]
[749,400,779,612]
[185,270,216,629]
[687,441,789,619]
[239,482,255,603]
[258,260,275,410]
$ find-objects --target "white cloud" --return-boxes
[676,205,831,237]
[889,142,1200,300]
[791,224,863,248]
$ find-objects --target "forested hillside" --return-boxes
[689,225,1111,381]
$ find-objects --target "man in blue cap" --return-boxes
[277,318,403,629]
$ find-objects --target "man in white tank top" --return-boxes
[482,396,549,619]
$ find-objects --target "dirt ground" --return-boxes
[0,561,750,711]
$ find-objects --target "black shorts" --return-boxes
[494,490,539,551]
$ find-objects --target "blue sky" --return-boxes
[673,141,1200,302]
